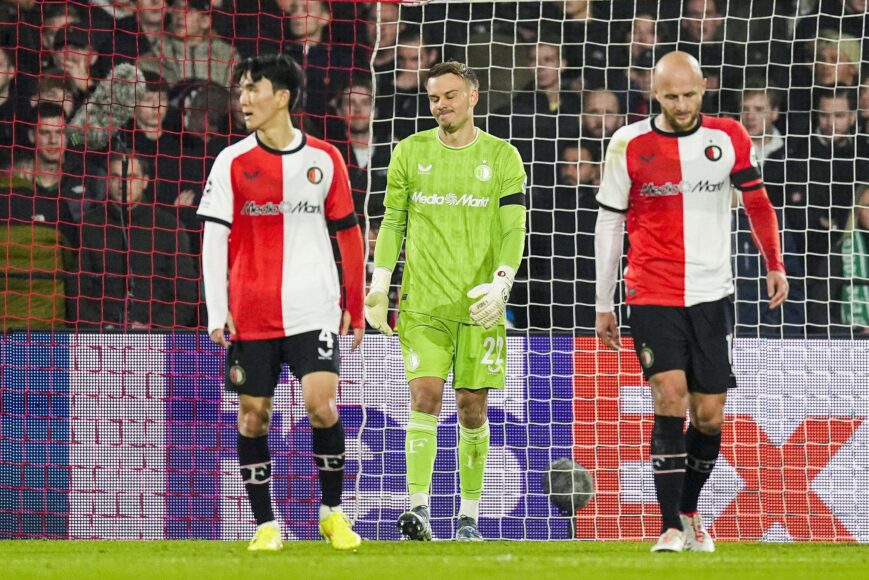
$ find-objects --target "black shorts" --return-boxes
[627,296,736,394]
[224,330,340,397]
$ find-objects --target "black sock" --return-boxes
[312,420,345,508]
[238,433,275,526]
[680,424,721,514]
[651,415,686,533]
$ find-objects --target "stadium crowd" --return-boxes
[0,0,867,337]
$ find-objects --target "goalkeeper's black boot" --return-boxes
[397,505,432,541]
[455,516,484,541]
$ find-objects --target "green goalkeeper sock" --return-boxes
[406,410,439,499]
[458,420,490,513]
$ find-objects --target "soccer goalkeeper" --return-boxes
[365,61,526,541]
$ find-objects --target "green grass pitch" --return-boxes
[2,541,867,580]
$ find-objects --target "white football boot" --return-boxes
[650,527,686,552]
[681,512,715,552]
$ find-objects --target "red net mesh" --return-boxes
[0,0,377,332]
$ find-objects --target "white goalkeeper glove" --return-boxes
[467,266,515,329]
[364,267,393,336]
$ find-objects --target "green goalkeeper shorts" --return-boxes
[397,310,507,390]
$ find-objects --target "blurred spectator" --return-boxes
[677,0,744,110]
[0,0,42,99]
[78,153,197,329]
[740,89,785,164]
[580,88,624,151]
[627,13,665,64]
[0,45,17,167]
[813,34,861,88]
[806,183,869,336]
[795,0,869,64]
[556,0,609,88]
[281,0,353,128]
[625,49,655,123]
[790,31,862,136]
[737,87,812,310]
[163,81,230,242]
[378,28,439,141]
[327,77,388,221]
[84,0,136,47]
[609,12,672,90]
[860,74,869,136]
[0,156,77,329]
[37,1,129,59]
[362,1,402,74]
[27,70,75,119]
[838,185,869,334]
[116,73,183,213]
[739,89,787,206]
[0,113,78,245]
[51,28,99,109]
[95,0,168,76]
[392,28,439,93]
[139,0,239,87]
[0,217,76,329]
[0,0,866,336]
[491,43,580,187]
[181,81,231,144]
[560,141,601,187]
[123,74,176,158]
[790,88,869,331]
[12,103,103,225]
[39,3,82,72]
[733,202,806,336]
[525,141,599,330]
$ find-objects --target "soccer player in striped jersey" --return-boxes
[365,61,526,541]
[595,51,789,553]
[198,54,365,552]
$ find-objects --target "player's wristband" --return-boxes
[369,267,392,295]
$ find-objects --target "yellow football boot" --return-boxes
[319,511,362,550]
[248,521,283,552]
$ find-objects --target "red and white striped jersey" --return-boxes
[197,131,357,340]
[597,115,763,307]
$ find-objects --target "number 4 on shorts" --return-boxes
[319,329,334,358]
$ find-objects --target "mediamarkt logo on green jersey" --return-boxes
[411,191,490,207]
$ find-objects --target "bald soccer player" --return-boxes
[594,52,788,553]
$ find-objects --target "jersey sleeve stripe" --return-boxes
[499,192,527,207]
[597,201,628,214]
[198,215,232,229]
[739,181,765,192]
[731,166,761,188]
[328,211,358,231]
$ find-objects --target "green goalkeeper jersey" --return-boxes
[376,128,527,323]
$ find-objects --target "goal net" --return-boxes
[0,0,867,543]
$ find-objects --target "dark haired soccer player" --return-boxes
[198,54,365,551]
[365,61,526,541]
[595,51,789,553]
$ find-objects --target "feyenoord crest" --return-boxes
[474,162,492,182]
[639,345,655,369]
[229,364,246,386]
[307,166,323,184]
[704,145,722,161]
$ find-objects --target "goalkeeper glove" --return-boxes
[467,265,515,329]
[364,267,393,336]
